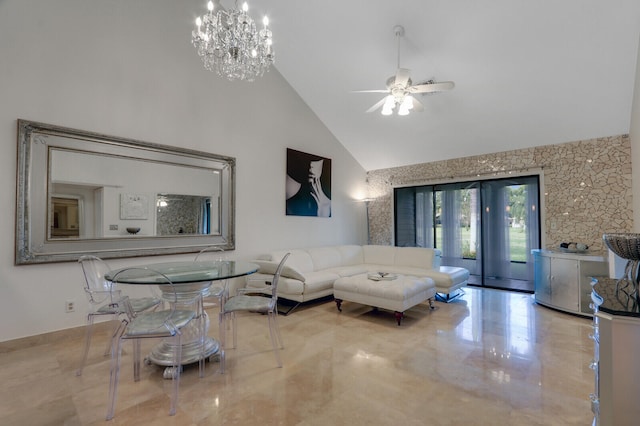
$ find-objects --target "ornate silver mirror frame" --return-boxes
[16,119,235,264]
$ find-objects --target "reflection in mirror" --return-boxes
[16,120,235,264]
[50,195,82,239]
[156,194,218,235]
[48,148,222,239]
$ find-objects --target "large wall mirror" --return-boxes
[16,120,235,264]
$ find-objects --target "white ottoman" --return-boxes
[333,273,436,325]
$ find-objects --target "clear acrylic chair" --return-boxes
[76,255,161,376]
[194,246,230,374]
[194,246,228,312]
[219,253,290,373]
[106,267,199,420]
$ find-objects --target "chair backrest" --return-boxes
[269,252,290,300]
[194,246,225,261]
[110,267,179,332]
[78,255,118,305]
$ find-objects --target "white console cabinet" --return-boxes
[532,249,608,316]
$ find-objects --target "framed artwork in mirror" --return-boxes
[120,194,149,220]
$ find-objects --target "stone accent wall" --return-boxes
[156,195,201,235]
[366,135,632,252]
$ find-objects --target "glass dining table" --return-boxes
[105,260,258,377]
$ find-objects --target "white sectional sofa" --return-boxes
[246,245,469,314]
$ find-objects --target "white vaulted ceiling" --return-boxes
[243,0,640,171]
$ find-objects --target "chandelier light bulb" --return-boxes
[207,1,214,11]
[195,16,202,27]
[242,2,248,12]
[263,16,269,27]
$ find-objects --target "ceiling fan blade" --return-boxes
[410,81,455,93]
[352,89,390,93]
[411,97,424,112]
[394,68,410,87]
[366,97,387,113]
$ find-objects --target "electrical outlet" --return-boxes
[65,300,75,313]
[109,224,118,231]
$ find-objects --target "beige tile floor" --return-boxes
[0,287,595,425]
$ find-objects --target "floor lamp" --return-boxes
[362,198,373,245]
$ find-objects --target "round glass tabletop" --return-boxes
[105,260,259,284]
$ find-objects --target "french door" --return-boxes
[394,176,541,292]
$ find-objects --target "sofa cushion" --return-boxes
[363,264,431,277]
[301,271,340,292]
[275,277,306,296]
[326,265,369,277]
[394,247,435,269]
[246,273,305,296]
[307,247,343,271]
[362,245,397,266]
[305,270,340,289]
[252,260,306,282]
[268,249,315,273]
[336,245,364,266]
[426,266,470,292]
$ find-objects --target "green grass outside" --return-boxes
[435,226,528,262]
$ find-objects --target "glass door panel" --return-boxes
[480,177,540,291]
[394,175,540,292]
[434,183,481,277]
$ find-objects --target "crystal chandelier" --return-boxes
[192,0,274,82]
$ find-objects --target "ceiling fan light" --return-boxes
[383,95,395,109]
[400,95,414,110]
[381,95,395,115]
[354,25,453,117]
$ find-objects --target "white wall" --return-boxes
[0,0,367,342]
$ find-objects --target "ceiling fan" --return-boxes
[354,25,454,116]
